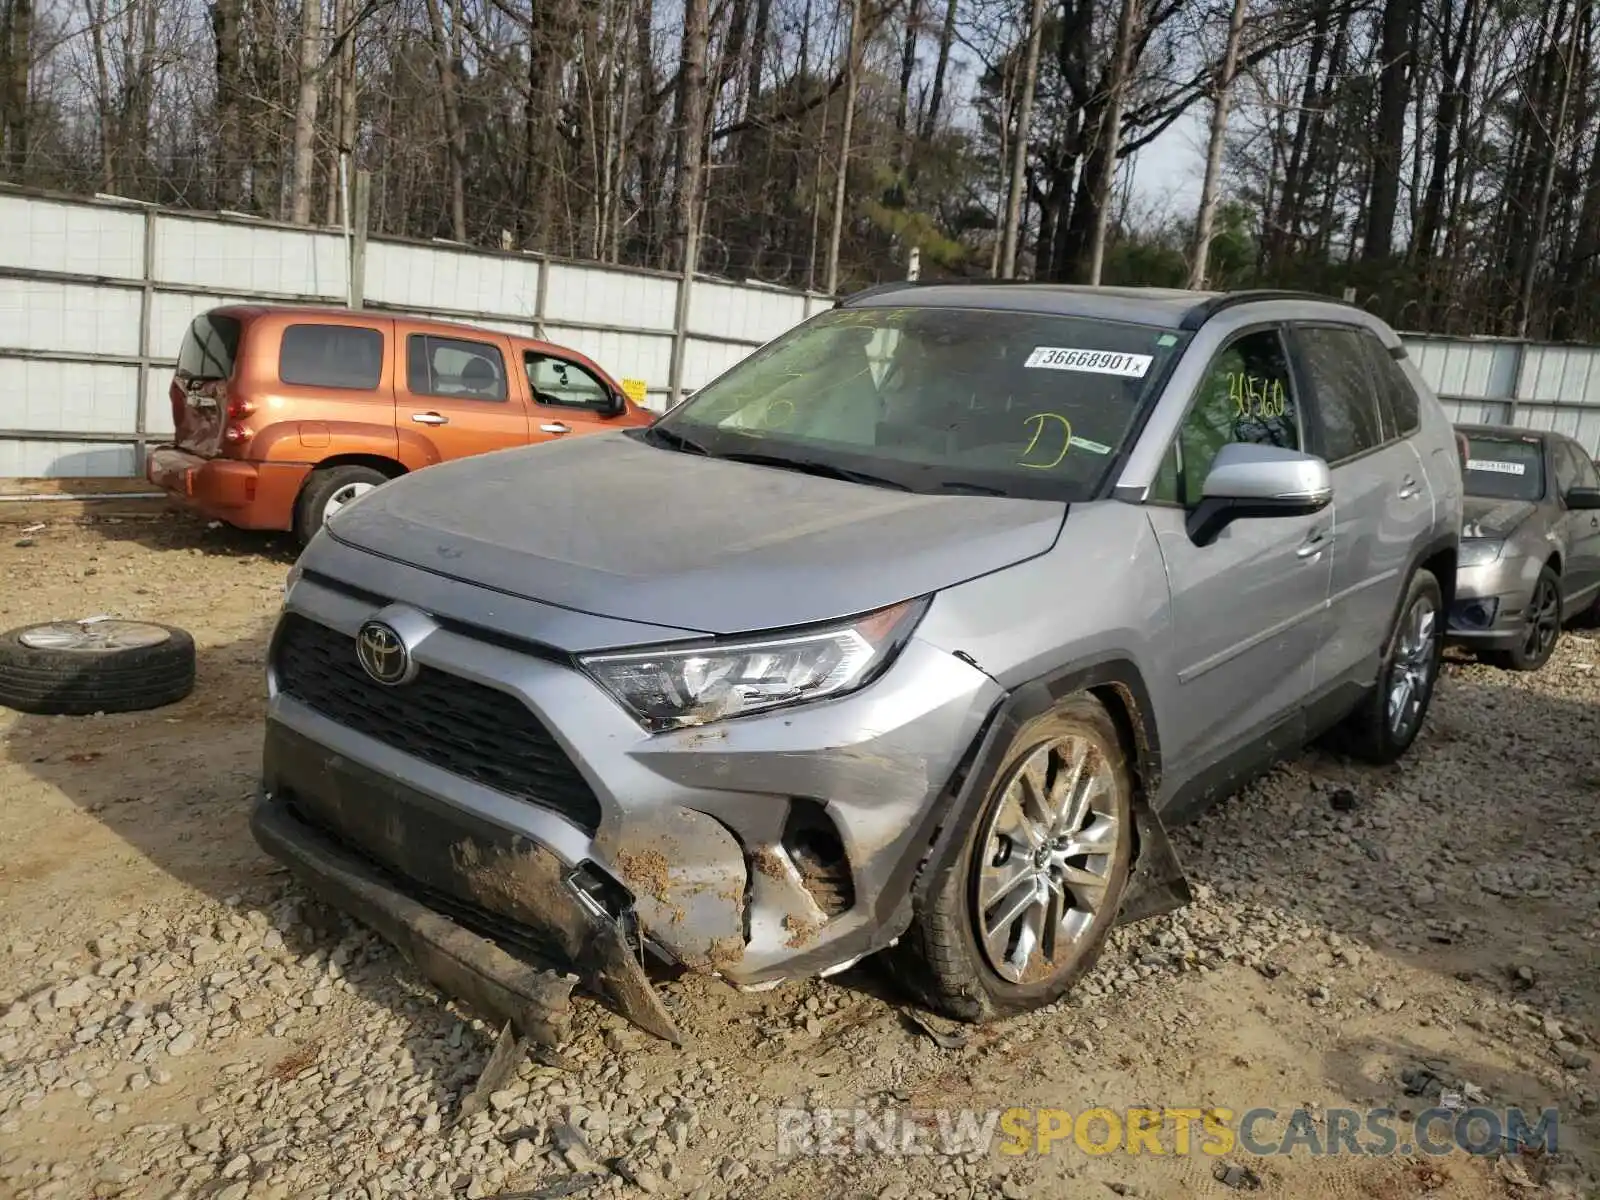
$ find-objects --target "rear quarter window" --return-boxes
[1358,331,1420,437]
[279,324,385,390]
[176,315,242,382]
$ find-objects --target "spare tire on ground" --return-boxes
[0,619,196,716]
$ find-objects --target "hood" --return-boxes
[1462,496,1539,540]
[328,432,1067,635]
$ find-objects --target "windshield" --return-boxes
[1462,434,1545,502]
[651,305,1189,499]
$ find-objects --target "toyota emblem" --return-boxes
[356,620,415,686]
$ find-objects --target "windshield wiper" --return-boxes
[645,424,710,455]
[714,451,910,491]
[931,480,1009,496]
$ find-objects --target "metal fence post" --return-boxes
[667,267,693,409]
[134,206,156,468]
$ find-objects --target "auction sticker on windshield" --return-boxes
[1024,348,1153,377]
[1466,459,1527,475]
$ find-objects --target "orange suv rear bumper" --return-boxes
[146,446,310,532]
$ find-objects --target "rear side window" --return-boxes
[1358,331,1420,436]
[407,335,508,402]
[176,315,241,383]
[279,324,384,390]
[1297,326,1385,462]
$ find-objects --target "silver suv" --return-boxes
[252,285,1463,1045]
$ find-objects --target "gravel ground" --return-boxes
[1,514,1598,1200]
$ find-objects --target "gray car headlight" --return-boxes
[1459,538,1505,568]
[580,598,927,731]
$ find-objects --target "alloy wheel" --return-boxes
[1386,594,1438,740]
[972,735,1122,984]
[1522,577,1560,662]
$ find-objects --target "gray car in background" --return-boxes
[251,285,1462,1046]
[1449,424,1600,670]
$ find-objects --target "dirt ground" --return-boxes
[1,513,1598,1200]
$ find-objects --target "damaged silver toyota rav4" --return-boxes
[252,285,1463,1046]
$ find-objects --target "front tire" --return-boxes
[1329,567,1444,765]
[895,695,1134,1022]
[1486,566,1562,672]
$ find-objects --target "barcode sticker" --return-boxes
[1466,459,1526,476]
[1024,347,1153,377]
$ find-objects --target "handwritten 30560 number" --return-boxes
[1229,373,1288,420]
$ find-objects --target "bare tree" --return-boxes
[1086,0,1140,285]
[1189,0,1251,288]
[286,0,324,223]
[999,0,1046,278]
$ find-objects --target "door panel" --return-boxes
[1151,506,1333,783]
[395,329,531,466]
[1147,325,1332,784]
[1294,325,1429,689]
[1555,439,1600,603]
[523,351,625,446]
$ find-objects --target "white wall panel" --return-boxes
[688,280,806,342]
[364,241,540,317]
[0,196,145,279]
[147,291,269,360]
[145,372,176,438]
[0,361,139,433]
[0,440,137,478]
[540,326,673,388]
[155,216,346,298]
[1520,345,1600,406]
[545,264,677,332]
[0,279,142,356]
[681,338,751,389]
[1405,338,1517,401]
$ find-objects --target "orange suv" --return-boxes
[146,305,652,544]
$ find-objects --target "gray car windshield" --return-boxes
[650,306,1189,499]
[1463,435,1544,502]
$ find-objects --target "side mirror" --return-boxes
[1186,443,1333,546]
[1566,486,1600,510]
[605,389,628,417]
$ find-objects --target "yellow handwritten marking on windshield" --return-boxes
[1229,373,1287,419]
[762,398,796,428]
[1020,413,1072,469]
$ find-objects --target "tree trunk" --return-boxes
[674,0,710,272]
[824,0,861,294]
[1188,0,1248,289]
[1517,20,1575,337]
[212,0,244,208]
[87,0,114,191]
[1000,0,1047,278]
[1269,2,1329,266]
[286,0,324,223]
[1415,0,1473,262]
[4,0,33,174]
[1086,0,1138,285]
[1362,0,1414,260]
[894,0,920,174]
[423,0,467,241]
[919,0,958,142]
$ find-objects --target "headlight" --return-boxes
[1459,539,1504,568]
[580,598,927,731]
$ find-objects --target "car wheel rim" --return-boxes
[324,481,375,522]
[1386,595,1437,740]
[973,734,1121,985]
[18,620,170,652]
[1522,578,1560,659]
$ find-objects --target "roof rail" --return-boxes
[1178,288,1359,331]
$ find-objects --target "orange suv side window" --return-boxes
[407,334,509,402]
[525,353,613,410]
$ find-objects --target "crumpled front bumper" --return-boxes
[250,734,683,1046]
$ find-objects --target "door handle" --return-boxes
[411,412,448,426]
[1297,528,1333,558]
[1398,475,1421,499]
[540,422,571,434]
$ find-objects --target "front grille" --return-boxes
[274,613,602,834]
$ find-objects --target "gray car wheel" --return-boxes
[893,695,1134,1022]
[1488,565,1562,672]
[1325,567,1444,765]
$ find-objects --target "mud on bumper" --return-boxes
[250,758,683,1046]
